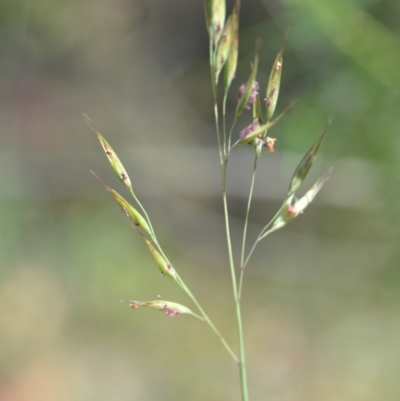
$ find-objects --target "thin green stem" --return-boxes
[235,295,248,401]
[210,30,249,401]
[129,190,157,240]
[239,156,258,298]
[176,274,238,363]
[222,91,229,157]
[228,117,238,150]
[222,162,249,401]
[242,235,261,270]
[214,100,223,164]
[242,202,285,269]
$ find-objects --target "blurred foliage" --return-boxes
[0,0,400,400]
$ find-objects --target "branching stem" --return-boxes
[239,156,259,298]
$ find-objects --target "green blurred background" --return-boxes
[1,0,399,400]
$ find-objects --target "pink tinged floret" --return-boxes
[239,120,276,152]
[240,119,259,139]
[238,81,259,109]
[247,81,259,106]
[287,204,296,216]
[287,199,303,217]
[162,305,180,317]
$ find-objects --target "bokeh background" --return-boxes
[1,0,400,400]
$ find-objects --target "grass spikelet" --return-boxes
[91,172,151,236]
[288,116,333,196]
[84,114,133,193]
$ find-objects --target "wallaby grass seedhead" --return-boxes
[87,1,333,399]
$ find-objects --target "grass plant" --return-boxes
[87,1,332,399]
